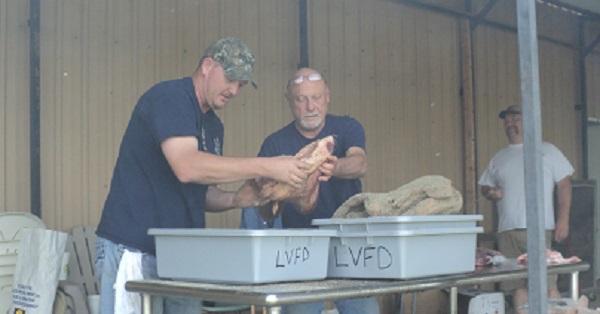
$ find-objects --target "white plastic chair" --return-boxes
[0,211,46,312]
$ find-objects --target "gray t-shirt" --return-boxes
[478,142,573,232]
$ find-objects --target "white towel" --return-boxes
[114,250,143,314]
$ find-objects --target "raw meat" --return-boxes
[516,249,582,266]
[253,135,335,216]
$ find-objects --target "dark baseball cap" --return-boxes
[498,105,522,119]
[203,37,256,85]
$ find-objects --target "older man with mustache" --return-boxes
[241,68,378,314]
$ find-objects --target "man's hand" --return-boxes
[317,156,337,182]
[554,219,569,242]
[267,156,310,189]
[291,171,321,214]
[482,186,503,201]
[554,176,572,243]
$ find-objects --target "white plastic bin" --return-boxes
[148,228,337,284]
[327,227,483,279]
[312,215,483,233]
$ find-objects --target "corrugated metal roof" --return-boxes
[560,0,600,15]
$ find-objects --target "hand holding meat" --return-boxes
[233,180,270,208]
[317,155,337,182]
[266,156,311,189]
[253,136,335,217]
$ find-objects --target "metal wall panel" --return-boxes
[474,26,581,232]
[2,0,588,233]
[39,0,299,230]
[0,0,30,213]
[588,53,600,119]
[477,0,577,46]
[309,0,464,195]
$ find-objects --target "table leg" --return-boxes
[250,305,267,314]
[571,271,580,301]
[450,287,458,314]
[142,293,152,314]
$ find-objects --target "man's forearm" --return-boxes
[333,151,367,179]
[205,186,236,212]
[556,177,572,224]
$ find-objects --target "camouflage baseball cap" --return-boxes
[203,37,256,83]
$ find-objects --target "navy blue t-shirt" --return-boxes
[259,115,365,228]
[96,77,223,254]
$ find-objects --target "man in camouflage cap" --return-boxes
[95,37,310,313]
[203,36,256,84]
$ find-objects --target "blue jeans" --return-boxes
[240,207,283,229]
[95,236,203,314]
[282,298,380,314]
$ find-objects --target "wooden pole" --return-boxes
[459,18,477,214]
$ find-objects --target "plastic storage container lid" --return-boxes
[312,214,483,226]
[335,226,484,237]
[148,228,337,237]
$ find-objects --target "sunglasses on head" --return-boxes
[290,73,323,85]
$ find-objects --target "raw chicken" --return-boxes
[516,249,582,266]
[475,247,505,267]
[252,136,335,216]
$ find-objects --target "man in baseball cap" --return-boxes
[480,102,574,313]
[95,37,309,313]
[202,36,256,84]
[498,104,522,119]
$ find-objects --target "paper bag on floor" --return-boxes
[10,228,68,314]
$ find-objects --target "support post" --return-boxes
[516,1,547,313]
[571,271,580,302]
[459,18,478,214]
[29,0,41,218]
[578,18,589,179]
[298,0,309,68]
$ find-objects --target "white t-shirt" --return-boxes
[478,142,574,232]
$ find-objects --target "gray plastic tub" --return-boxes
[148,228,336,284]
[327,226,483,279]
[312,215,483,233]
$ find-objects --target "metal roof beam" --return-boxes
[392,0,471,19]
[541,0,600,21]
[392,0,575,50]
[584,31,600,56]
[471,0,499,30]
